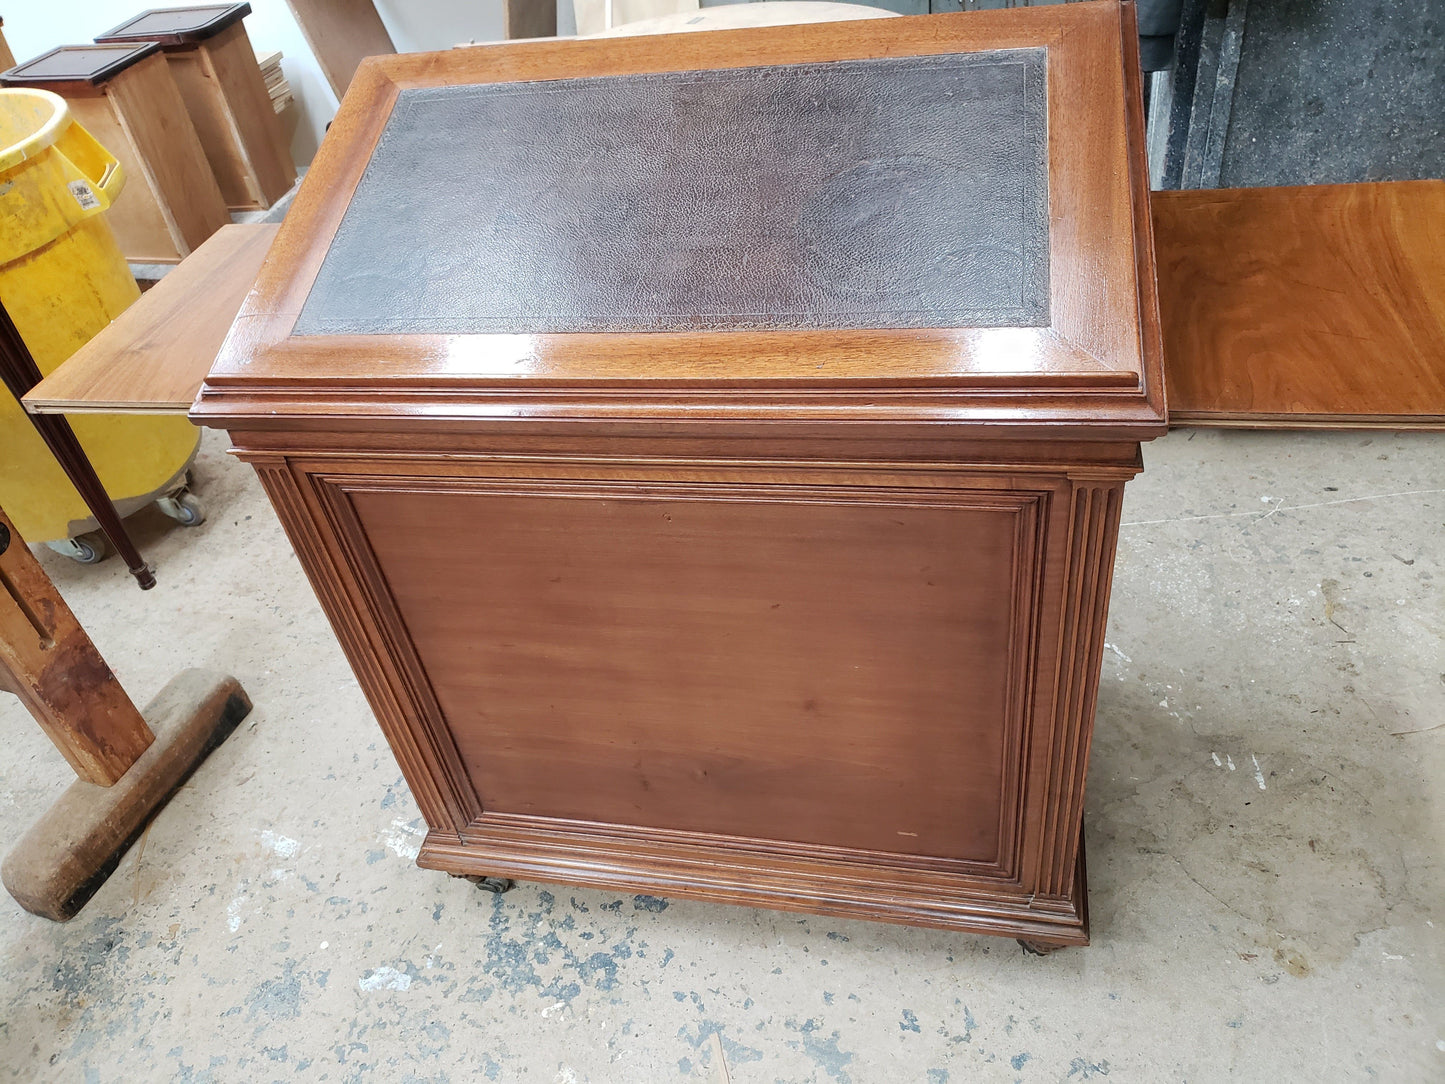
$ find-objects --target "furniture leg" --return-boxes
[0,299,155,589]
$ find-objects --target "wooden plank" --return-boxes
[24,224,278,416]
[0,508,154,787]
[505,0,558,39]
[1153,180,1445,428]
[283,0,395,98]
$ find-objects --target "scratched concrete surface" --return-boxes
[0,427,1441,1082]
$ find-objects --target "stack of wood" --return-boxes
[255,49,292,114]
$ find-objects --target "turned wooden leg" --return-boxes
[0,301,154,589]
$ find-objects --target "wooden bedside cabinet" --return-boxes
[96,4,297,211]
[190,1,1166,948]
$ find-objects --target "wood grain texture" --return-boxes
[1154,181,1445,428]
[0,669,251,921]
[166,23,296,210]
[228,433,1141,944]
[282,0,395,98]
[0,507,154,786]
[24,224,278,416]
[350,479,1036,864]
[194,2,1167,440]
[52,54,230,262]
[105,52,230,259]
[504,0,558,40]
[195,1,1162,946]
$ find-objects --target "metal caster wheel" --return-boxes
[156,489,206,526]
[453,874,513,894]
[46,530,109,564]
[1017,938,1065,956]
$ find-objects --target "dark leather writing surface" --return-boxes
[295,50,1050,336]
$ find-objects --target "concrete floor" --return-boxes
[0,426,1441,1081]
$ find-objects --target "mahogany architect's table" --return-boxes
[191,2,1166,947]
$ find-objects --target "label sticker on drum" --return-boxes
[68,180,102,211]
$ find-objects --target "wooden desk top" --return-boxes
[24,223,278,416]
[1154,181,1445,429]
[194,3,1166,439]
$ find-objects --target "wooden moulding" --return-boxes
[195,3,1164,946]
[234,434,1141,945]
[193,2,1167,438]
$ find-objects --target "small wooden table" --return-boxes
[1,43,229,263]
[96,4,297,211]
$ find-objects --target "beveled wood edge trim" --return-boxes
[239,61,403,322]
[307,474,484,828]
[249,459,482,831]
[419,821,1089,942]
[1039,2,1146,380]
[324,470,1048,510]
[1118,1,1168,424]
[1169,412,1445,431]
[214,326,1133,388]
[1030,480,1124,896]
[229,429,1150,468]
[467,811,1009,879]
[193,395,1170,438]
[996,488,1047,878]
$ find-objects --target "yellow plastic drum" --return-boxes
[1,88,199,545]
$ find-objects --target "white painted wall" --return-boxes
[4,1,512,167]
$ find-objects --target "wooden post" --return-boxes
[282,0,395,99]
[0,508,154,786]
[0,505,253,921]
